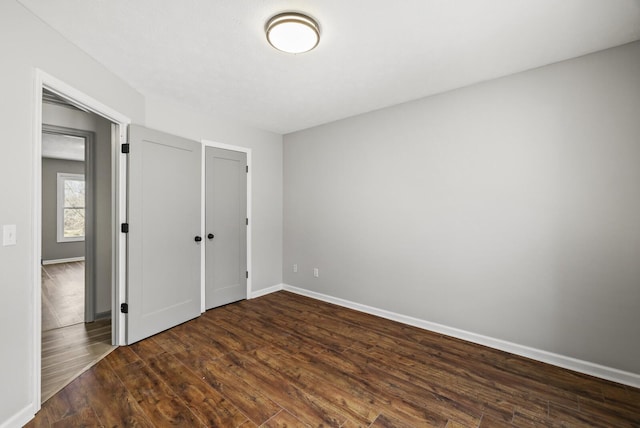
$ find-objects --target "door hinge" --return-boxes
[246,218,249,226]
[121,143,130,154]
[120,303,128,314]
[246,165,249,173]
[246,271,249,279]
[121,223,129,233]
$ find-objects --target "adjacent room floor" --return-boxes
[40,262,114,403]
[27,291,640,427]
[41,319,114,403]
[41,261,84,331]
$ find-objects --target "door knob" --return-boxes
[194,236,202,242]
[207,233,214,240]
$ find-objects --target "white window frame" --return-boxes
[56,172,86,242]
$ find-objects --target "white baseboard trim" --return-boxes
[1,404,34,428]
[282,284,640,389]
[95,311,111,320]
[42,256,85,265]
[250,283,284,299]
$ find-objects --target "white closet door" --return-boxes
[205,146,247,310]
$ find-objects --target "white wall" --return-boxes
[0,1,144,425]
[1,2,283,424]
[284,41,640,376]
[1,1,284,426]
[145,96,284,292]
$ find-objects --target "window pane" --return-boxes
[64,179,85,208]
[57,173,85,242]
[64,208,85,238]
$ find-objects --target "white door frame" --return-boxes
[32,69,130,409]
[200,139,252,311]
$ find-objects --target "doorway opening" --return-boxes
[39,104,116,401]
[33,70,130,410]
[41,123,93,329]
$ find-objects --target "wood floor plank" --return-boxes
[268,346,448,427]
[170,321,235,358]
[369,413,423,428]
[246,347,379,426]
[219,352,347,427]
[28,291,640,428]
[576,395,640,426]
[195,355,283,425]
[258,345,385,409]
[210,315,273,349]
[129,336,168,358]
[40,379,90,422]
[349,322,574,420]
[261,410,309,428]
[199,316,264,353]
[111,359,206,426]
[144,351,249,427]
[250,308,353,353]
[341,347,478,426]
[149,328,192,355]
[103,343,141,369]
[478,414,515,428]
[222,306,333,355]
[379,403,449,428]
[76,360,154,427]
[269,292,428,343]
[349,341,510,423]
[50,407,102,428]
[192,316,262,354]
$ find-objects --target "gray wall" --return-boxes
[42,103,113,315]
[41,157,85,261]
[284,41,640,375]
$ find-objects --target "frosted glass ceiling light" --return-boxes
[266,12,320,54]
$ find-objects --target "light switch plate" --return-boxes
[3,224,17,246]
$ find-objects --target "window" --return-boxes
[57,173,85,242]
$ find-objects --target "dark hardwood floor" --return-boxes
[26,291,640,427]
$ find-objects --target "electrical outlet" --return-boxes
[293,264,298,273]
[313,268,319,278]
[2,224,17,246]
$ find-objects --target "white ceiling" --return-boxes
[19,0,640,134]
[42,133,85,162]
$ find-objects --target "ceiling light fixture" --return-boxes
[266,12,320,54]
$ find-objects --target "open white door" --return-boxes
[127,125,201,344]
